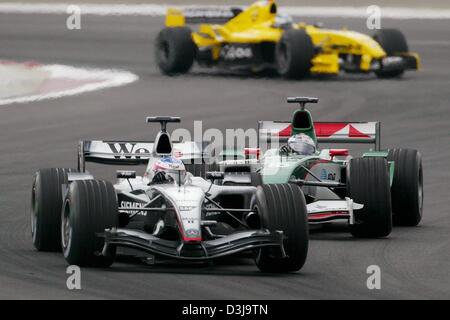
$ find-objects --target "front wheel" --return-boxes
[276,29,314,79]
[62,180,118,267]
[347,157,392,238]
[31,168,77,252]
[254,184,309,273]
[373,29,408,78]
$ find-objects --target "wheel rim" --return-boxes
[31,182,38,242]
[418,164,424,213]
[61,200,72,254]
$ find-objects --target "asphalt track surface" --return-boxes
[0,13,449,299]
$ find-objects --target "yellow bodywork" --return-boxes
[303,25,386,73]
[165,0,419,74]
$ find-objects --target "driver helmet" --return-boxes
[274,13,294,27]
[288,133,316,155]
[146,156,186,185]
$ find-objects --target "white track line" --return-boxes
[0,3,449,19]
[0,63,138,106]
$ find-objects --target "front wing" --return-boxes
[307,199,363,225]
[101,228,285,261]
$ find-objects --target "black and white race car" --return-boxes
[31,117,309,273]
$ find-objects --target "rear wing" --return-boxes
[166,7,242,26]
[78,140,207,172]
[258,121,381,150]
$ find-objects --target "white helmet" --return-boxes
[147,156,186,185]
[288,133,316,155]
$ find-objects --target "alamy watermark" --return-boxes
[366,265,381,290]
[66,265,81,290]
[366,5,382,30]
[65,4,382,31]
[66,5,81,30]
[173,121,278,153]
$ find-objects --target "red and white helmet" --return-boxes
[146,156,186,184]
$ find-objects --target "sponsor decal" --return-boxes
[185,229,200,238]
[205,211,220,217]
[120,201,147,216]
[320,169,336,181]
[221,45,253,61]
[107,143,150,159]
[184,8,234,19]
[179,205,197,212]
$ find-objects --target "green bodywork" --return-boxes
[220,148,395,187]
[259,154,323,184]
[291,109,317,144]
[362,151,388,158]
[218,108,395,186]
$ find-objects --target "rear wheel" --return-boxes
[373,29,408,78]
[156,27,196,75]
[276,29,314,79]
[31,168,76,252]
[254,184,309,273]
[387,148,423,226]
[347,158,392,238]
[62,180,118,267]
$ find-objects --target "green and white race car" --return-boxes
[214,97,423,238]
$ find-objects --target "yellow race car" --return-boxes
[156,0,419,78]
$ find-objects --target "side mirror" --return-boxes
[205,171,225,181]
[117,170,136,179]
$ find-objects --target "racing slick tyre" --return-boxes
[373,29,408,78]
[254,184,309,273]
[276,29,314,79]
[347,158,392,238]
[156,27,197,75]
[31,168,77,252]
[387,148,423,226]
[62,180,118,267]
